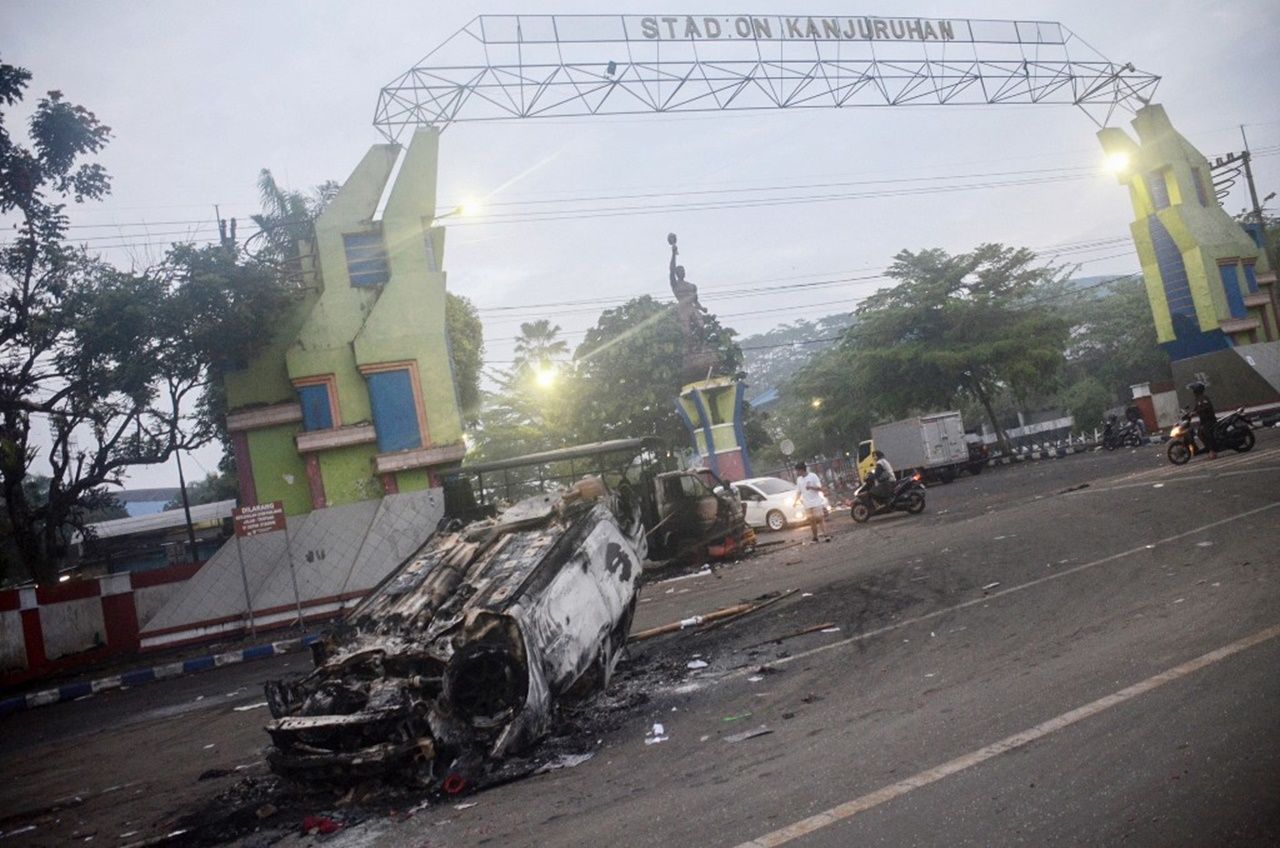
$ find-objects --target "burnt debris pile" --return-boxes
[264,476,643,792]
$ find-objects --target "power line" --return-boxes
[475,239,1136,323]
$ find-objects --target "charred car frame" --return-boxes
[264,439,750,789]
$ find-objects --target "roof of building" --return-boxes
[83,499,238,540]
[114,487,182,503]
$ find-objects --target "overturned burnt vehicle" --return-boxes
[264,438,751,789]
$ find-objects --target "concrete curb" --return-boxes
[987,435,1164,466]
[0,634,320,717]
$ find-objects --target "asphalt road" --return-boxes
[2,435,1277,847]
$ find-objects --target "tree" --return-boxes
[1053,274,1170,421]
[572,295,743,447]
[248,168,338,269]
[847,244,1070,453]
[773,343,874,460]
[0,60,286,583]
[471,320,572,462]
[511,319,569,372]
[445,292,484,425]
[2,59,115,582]
[164,470,238,510]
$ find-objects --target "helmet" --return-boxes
[1188,381,1206,395]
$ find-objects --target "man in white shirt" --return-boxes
[794,461,831,542]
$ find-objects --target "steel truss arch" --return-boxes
[374,13,1160,140]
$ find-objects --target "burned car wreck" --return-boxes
[264,439,749,790]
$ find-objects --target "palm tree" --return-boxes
[512,320,570,372]
[248,170,340,272]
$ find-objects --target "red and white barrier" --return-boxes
[0,562,201,688]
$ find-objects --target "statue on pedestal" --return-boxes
[667,233,720,383]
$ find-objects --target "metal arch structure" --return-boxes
[373,13,1160,140]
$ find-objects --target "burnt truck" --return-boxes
[264,438,751,790]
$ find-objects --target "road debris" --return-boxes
[722,712,753,722]
[233,702,268,712]
[724,726,773,743]
[630,589,798,643]
[687,659,709,669]
[981,582,1001,592]
[300,815,341,835]
[645,723,669,745]
[534,752,595,774]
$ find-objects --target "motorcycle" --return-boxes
[1166,406,1256,465]
[1102,415,1143,450]
[850,470,926,523]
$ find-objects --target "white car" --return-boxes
[730,476,831,532]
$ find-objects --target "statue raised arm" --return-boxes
[665,233,718,381]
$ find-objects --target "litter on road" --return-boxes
[687,659,709,669]
[534,752,595,774]
[232,702,268,712]
[724,726,773,743]
[630,589,798,642]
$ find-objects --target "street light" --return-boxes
[432,198,482,225]
[1106,152,1130,174]
[811,397,823,409]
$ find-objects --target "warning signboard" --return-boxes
[233,501,286,538]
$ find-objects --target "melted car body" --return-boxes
[264,439,747,789]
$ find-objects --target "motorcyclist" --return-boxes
[869,450,896,504]
[1189,381,1217,460]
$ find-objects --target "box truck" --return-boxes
[856,411,983,483]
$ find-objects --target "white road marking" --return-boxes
[1070,463,1280,494]
[733,621,1280,848]
[742,501,1278,677]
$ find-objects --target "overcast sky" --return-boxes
[5,0,1278,490]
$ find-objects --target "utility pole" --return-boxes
[1240,125,1276,269]
[215,204,237,250]
[174,449,200,563]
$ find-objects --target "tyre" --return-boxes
[1104,438,1117,451]
[851,501,871,523]
[968,462,984,475]
[1167,441,1191,465]
[905,492,926,514]
[1232,429,1256,453]
[937,467,956,484]
[1125,432,1141,447]
[765,509,787,532]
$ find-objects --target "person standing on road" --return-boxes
[1190,381,1218,460]
[794,462,831,542]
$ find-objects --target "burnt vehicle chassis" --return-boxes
[264,439,748,790]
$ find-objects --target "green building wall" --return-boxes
[224,129,466,515]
